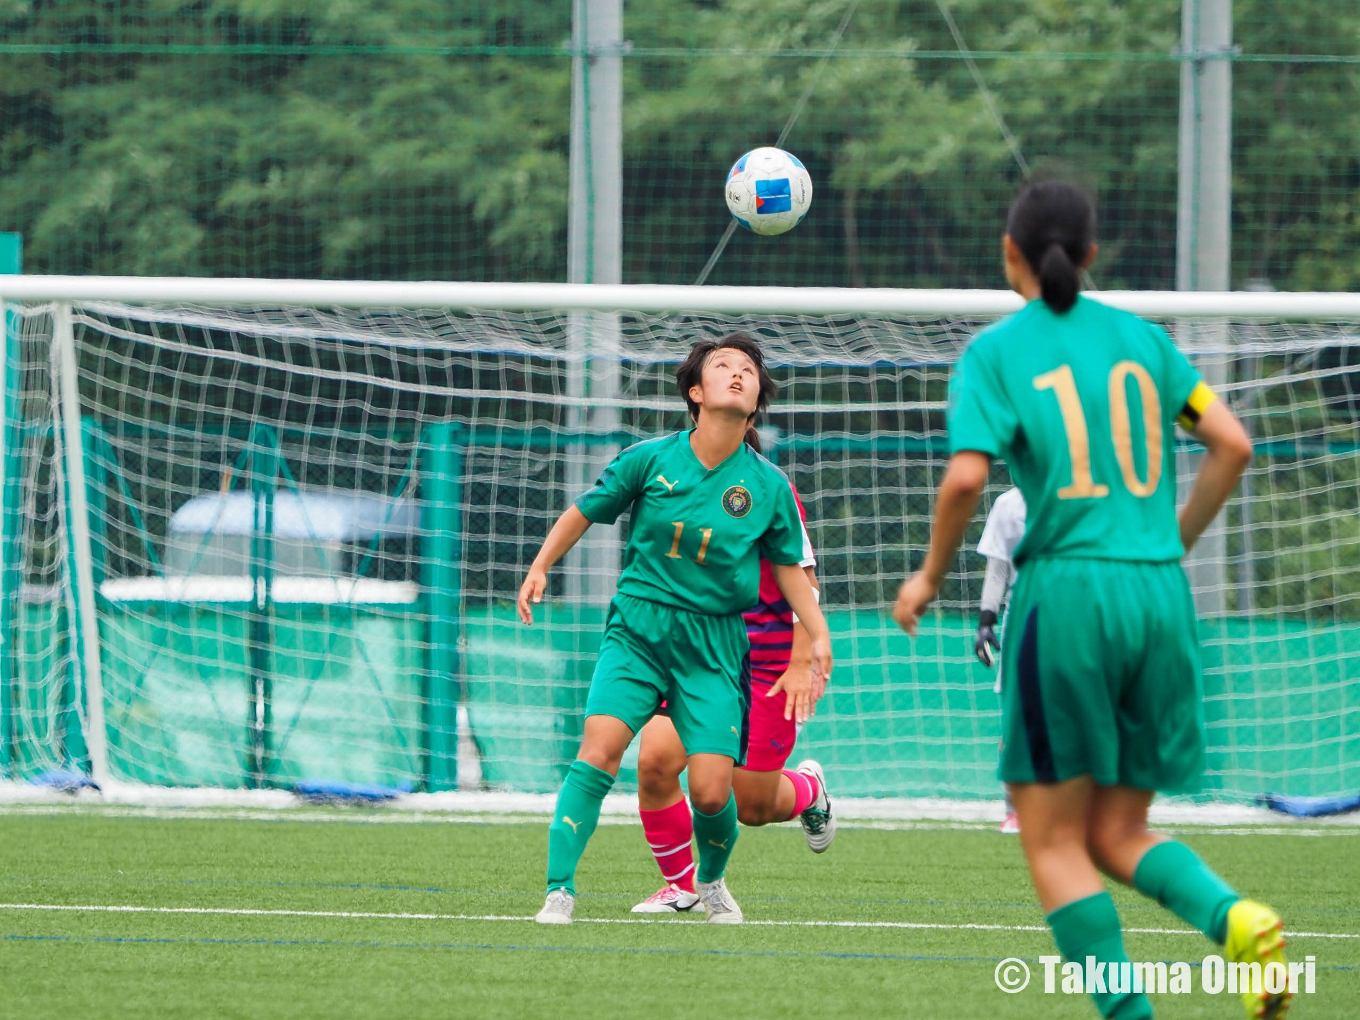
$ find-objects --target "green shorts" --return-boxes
[998,558,1206,793]
[585,592,751,763]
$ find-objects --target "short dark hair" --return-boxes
[674,333,776,427]
[1006,180,1095,314]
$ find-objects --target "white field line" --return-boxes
[0,903,1355,940]
[5,783,1358,829]
[0,801,1355,838]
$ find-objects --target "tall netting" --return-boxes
[5,292,1358,803]
[2,2,1359,289]
[4,305,81,780]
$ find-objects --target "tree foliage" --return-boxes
[0,1,1357,288]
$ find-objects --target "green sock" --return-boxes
[692,792,738,883]
[545,760,615,895]
[1132,840,1239,944]
[1047,892,1153,1019]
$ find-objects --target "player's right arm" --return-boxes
[1178,395,1253,553]
[896,340,1010,635]
[893,451,991,635]
[518,444,647,624]
[518,506,592,624]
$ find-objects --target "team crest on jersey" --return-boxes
[721,485,753,518]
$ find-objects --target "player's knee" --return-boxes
[1084,831,1113,872]
[1086,818,1147,868]
[636,749,680,796]
[688,787,730,816]
[736,800,779,827]
[577,741,624,775]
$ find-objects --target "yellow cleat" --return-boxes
[1224,899,1293,1019]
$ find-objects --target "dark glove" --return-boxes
[975,609,1000,667]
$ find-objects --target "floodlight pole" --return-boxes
[566,0,624,608]
[1177,0,1233,617]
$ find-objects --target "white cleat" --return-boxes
[632,883,702,914]
[999,812,1020,834]
[696,878,744,924]
[795,759,836,853]
[534,889,575,924]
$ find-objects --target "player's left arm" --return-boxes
[893,451,992,635]
[771,562,831,724]
[1180,397,1253,552]
[769,565,822,708]
[778,488,824,702]
[763,478,831,722]
[975,555,1010,667]
[1159,325,1253,551]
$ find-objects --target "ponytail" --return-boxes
[1037,241,1080,313]
[1006,180,1095,315]
[743,425,763,454]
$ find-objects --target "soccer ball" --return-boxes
[724,147,813,236]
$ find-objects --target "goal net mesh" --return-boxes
[4,296,1358,804]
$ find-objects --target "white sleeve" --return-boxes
[798,516,816,568]
[977,504,1012,563]
[979,556,1011,614]
[792,516,817,621]
[1000,492,1027,561]
[978,489,1026,563]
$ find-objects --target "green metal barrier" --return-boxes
[95,603,424,787]
[12,575,1359,799]
[0,233,20,778]
[461,605,601,794]
[421,422,462,792]
[460,607,1360,801]
[8,407,1359,800]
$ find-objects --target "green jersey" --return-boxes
[574,430,805,615]
[948,295,1215,565]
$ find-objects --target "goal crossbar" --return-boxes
[5,276,1360,319]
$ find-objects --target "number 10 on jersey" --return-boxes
[1033,361,1164,500]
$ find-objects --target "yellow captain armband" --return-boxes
[1176,381,1218,430]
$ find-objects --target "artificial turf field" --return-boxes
[1,806,1355,1019]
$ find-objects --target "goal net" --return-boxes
[2,281,1357,808]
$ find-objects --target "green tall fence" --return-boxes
[3,3,1360,293]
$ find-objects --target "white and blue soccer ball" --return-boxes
[724,146,813,236]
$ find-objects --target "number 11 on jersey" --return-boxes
[664,521,713,565]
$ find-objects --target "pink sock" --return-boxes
[783,768,820,820]
[639,799,696,892]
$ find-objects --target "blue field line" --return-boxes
[6,874,1360,920]
[0,931,995,963]
[3,933,1355,973]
